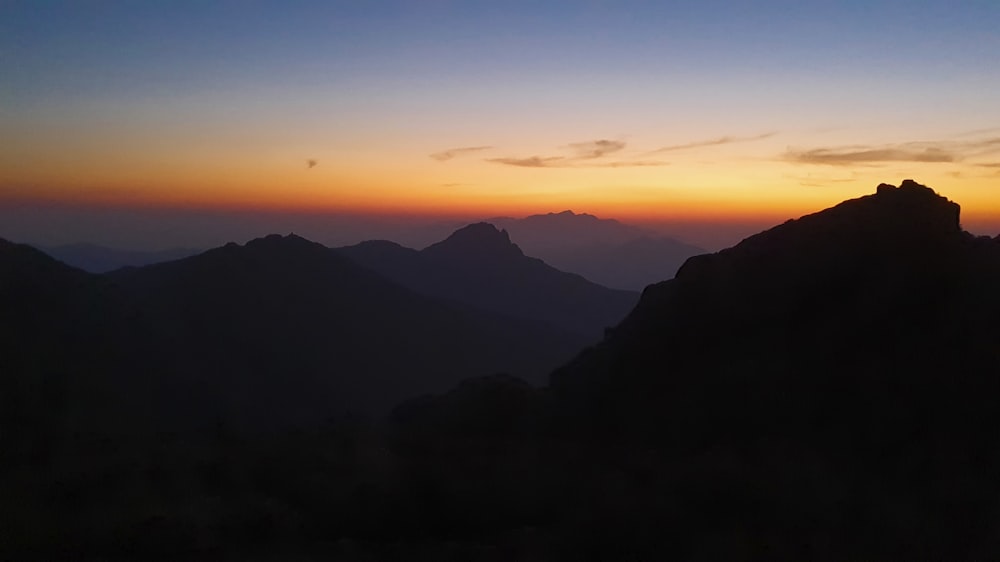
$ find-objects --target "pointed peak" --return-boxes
[424,222,523,258]
[449,222,511,242]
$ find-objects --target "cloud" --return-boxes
[785,137,1000,166]
[786,146,956,166]
[785,171,858,187]
[566,139,626,159]
[486,138,665,168]
[430,145,493,161]
[588,160,669,168]
[652,132,777,153]
[487,156,567,168]
[486,156,667,168]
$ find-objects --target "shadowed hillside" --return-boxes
[105,233,585,423]
[5,181,1000,559]
[388,180,1000,559]
[337,223,638,340]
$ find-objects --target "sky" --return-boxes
[2,1,999,249]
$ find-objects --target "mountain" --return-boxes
[381,180,1000,559]
[11,181,1000,559]
[105,233,585,424]
[487,210,706,290]
[336,223,639,340]
[0,239,168,460]
[528,180,1000,557]
[38,242,201,273]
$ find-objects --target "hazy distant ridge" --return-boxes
[487,210,706,290]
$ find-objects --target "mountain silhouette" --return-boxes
[105,233,585,425]
[37,242,201,273]
[336,222,638,340]
[8,181,1000,559]
[383,180,1000,559]
[0,239,166,460]
[529,180,1000,557]
[487,210,706,290]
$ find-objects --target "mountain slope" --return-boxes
[336,223,638,340]
[384,181,1000,559]
[0,239,164,460]
[534,180,1000,556]
[488,210,706,290]
[107,233,585,425]
[38,243,201,273]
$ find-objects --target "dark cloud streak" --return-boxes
[486,156,666,169]
[430,145,493,161]
[566,139,626,159]
[486,138,665,168]
[786,147,956,165]
[487,156,567,168]
[652,132,776,153]
[785,138,1000,166]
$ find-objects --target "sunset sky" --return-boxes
[3,1,999,249]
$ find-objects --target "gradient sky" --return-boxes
[2,1,999,249]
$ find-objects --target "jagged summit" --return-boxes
[244,233,318,250]
[667,179,963,290]
[550,210,594,219]
[423,222,524,259]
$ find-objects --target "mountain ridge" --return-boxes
[486,210,706,289]
[336,223,638,340]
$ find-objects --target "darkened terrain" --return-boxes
[4,180,1000,559]
[336,222,638,340]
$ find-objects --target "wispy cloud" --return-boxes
[486,157,668,169]
[786,146,956,165]
[785,138,1000,166]
[652,132,777,153]
[487,156,566,168]
[588,160,668,168]
[486,138,666,168]
[785,172,858,187]
[566,139,626,159]
[430,145,493,161]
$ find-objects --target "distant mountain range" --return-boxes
[8,180,1000,558]
[487,210,706,290]
[28,210,704,290]
[3,232,589,432]
[336,222,638,340]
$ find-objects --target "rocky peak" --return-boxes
[423,222,524,259]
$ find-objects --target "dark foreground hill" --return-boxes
[394,180,1000,559]
[336,223,638,340]
[5,180,1000,559]
[390,180,1000,559]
